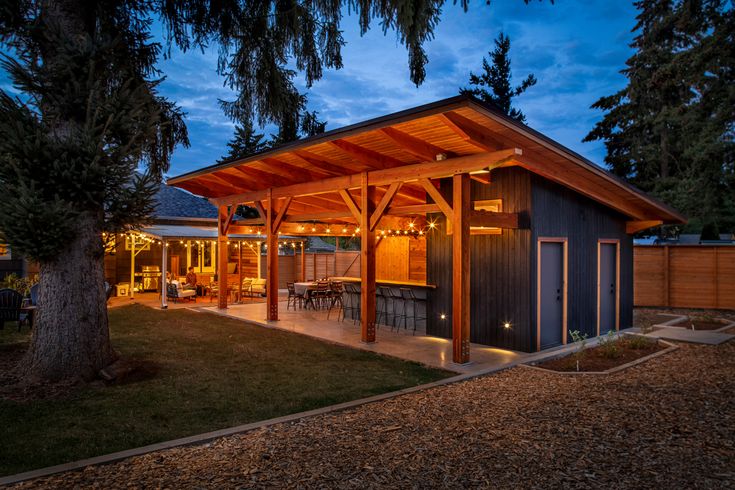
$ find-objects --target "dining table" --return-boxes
[294,281,317,297]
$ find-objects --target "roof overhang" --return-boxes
[167,95,686,226]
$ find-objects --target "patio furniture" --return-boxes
[0,288,24,331]
[342,283,361,325]
[315,281,330,309]
[167,282,196,303]
[287,282,303,310]
[326,281,344,320]
[398,287,426,334]
[376,286,399,329]
[30,283,40,306]
[249,278,266,297]
[239,279,253,302]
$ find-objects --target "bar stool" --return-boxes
[377,286,401,329]
[342,283,360,325]
[399,288,426,335]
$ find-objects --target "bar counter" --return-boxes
[329,277,431,330]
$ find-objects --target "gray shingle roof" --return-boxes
[154,185,218,219]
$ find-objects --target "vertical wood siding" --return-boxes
[427,167,533,351]
[531,174,633,343]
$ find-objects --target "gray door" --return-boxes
[599,243,617,334]
[539,242,564,349]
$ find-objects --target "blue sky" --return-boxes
[2,1,639,177]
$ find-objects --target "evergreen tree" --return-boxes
[460,32,537,123]
[219,122,267,163]
[0,0,459,384]
[584,0,735,233]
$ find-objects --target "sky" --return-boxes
[1,1,640,178]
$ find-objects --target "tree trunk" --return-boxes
[19,213,117,383]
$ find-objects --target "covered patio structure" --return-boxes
[168,95,684,364]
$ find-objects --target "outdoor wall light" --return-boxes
[503,322,512,329]
[440,313,446,320]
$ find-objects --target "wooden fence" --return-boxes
[634,245,734,309]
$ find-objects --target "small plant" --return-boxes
[597,329,621,359]
[568,329,589,370]
[639,320,654,334]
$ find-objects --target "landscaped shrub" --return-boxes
[597,330,621,359]
[625,335,655,350]
[0,273,38,297]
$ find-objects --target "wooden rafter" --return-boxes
[626,220,663,234]
[437,111,504,152]
[261,157,334,180]
[386,204,441,216]
[380,127,455,161]
[254,201,266,220]
[292,149,368,174]
[212,149,521,207]
[233,165,291,187]
[370,182,402,230]
[329,139,406,170]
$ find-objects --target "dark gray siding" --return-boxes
[530,174,634,343]
[426,167,534,352]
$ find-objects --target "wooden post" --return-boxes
[266,190,279,320]
[129,234,136,299]
[238,240,243,303]
[217,205,229,309]
[360,173,377,343]
[161,240,168,309]
[256,242,262,279]
[452,173,471,364]
[300,241,306,281]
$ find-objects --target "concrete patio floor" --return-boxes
[197,300,533,374]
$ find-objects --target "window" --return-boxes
[472,199,503,235]
[0,243,10,260]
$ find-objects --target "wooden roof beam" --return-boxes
[329,139,407,170]
[292,149,369,174]
[212,148,522,207]
[437,111,505,152]
[233,166,292,187]
[380,127,456,161]
[370,182,402,231]
[626,220,663,234]
[260,157,334,180]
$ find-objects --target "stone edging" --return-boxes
[657,316,735,333]
[0,356,526,486]
[520,338,678,376]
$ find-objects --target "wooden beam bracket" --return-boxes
[369,182,402,231]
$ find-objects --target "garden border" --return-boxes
[521,337,677,376]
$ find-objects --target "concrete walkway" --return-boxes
[198,301,532,374]
[642,325,734,345]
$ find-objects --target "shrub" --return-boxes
[597,329,620,359]
[0,273,39,297]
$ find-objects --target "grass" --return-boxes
[0,304,450,477]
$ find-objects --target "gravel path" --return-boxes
[11,342,735,489]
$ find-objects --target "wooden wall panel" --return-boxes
[531,173,634,345]
[634,246,734,309]
[409,238,427,283]
[376,237,410,282]
[633,247,666,306]
[335,251,360,277]
[427,167,533,351]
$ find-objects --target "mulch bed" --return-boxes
[534,336,665,372]
[10,341,735,489]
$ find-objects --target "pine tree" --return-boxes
[219,122,268,163]
[460,32,537,123]
[0,0,459,384]
[584,0,735,233]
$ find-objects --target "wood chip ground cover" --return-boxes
[11,341,735,489]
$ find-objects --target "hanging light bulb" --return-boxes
[342,227,347,233]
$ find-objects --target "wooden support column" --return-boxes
[360,172,377,343]
[266,190,278,320]
[452,174,471,364]
[238,240,243,303]
[300,241,306,281]
[161,240,168,309]
[217,205,229,309]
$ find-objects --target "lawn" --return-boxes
[0,304,450,477]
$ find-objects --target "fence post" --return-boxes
[714,247,719,309]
